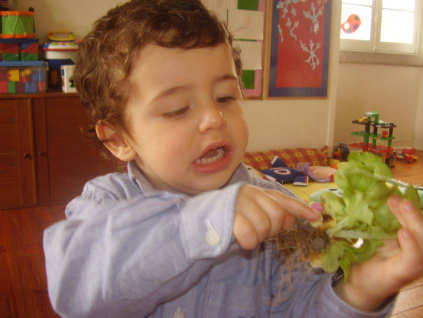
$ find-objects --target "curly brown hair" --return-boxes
[74,0,242,140]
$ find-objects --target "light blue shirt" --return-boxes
[43,162,394,318]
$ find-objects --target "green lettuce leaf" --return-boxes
[317,151,422,279]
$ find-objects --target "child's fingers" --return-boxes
[391,228,423,282]
[389,197,423,245]
[239,197,272,242]
[265,189,321,222]
[255,196,287,237]
[237,186,286,237]
[234,185,321,250]
[388,196,423,281]
[282,214,295,230]
[388,195,406,226]
[233,212,259,250]
[398,200,423,254]
[387,195,401,217]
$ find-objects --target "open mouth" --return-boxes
[194,147,225,165]
[193,144,232,173]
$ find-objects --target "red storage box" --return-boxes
[0,38,39,61]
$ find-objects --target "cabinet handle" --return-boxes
[23,153,32,160]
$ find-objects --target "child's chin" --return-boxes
[192,175,234,194]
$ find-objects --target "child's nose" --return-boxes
[197,104,227,132]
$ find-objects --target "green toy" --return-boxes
[350,111,396,166]
[0,10,35,39]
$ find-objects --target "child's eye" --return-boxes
[163,106,189,118]
[216,96,235,104]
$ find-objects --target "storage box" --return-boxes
[0,61,47,93]
[60,64,76,93]
[46,58,73,89]
[0,11,35,39]
[42,41,78,62]
[0,41,18,60]
[20,39,39,60]
[43,41,78,89]
[0,38,39,61]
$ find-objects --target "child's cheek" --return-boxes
[156,124,196,156]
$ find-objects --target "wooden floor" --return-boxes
[1,152,423,318]
[1,204,63,318]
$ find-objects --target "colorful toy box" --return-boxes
[0,38,39,61]
[0,61,47,94]
[43,41,78,61]
[0,11,35,39]
[43,41,78,88]
[61,64,76,93]
[20,39,38,60]
[0,40,17,60]
[45,58,74,89]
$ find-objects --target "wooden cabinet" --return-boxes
[0,93,118,209]
[0,99,37,208]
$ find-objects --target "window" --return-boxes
[340,0,421,55]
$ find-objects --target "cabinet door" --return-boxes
[0,99,37,209]
[33,96,118,204]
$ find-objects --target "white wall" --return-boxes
[243,99,332,151]
[16,0,124,41]
[415,70,423,150]
[335,64,422,149]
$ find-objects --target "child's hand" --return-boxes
[233,185,321,250]
[335,195,423,311]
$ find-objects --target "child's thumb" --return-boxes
[393,228,423,281]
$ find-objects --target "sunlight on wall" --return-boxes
[334,64,420,148]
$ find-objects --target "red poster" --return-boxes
[269,0,331,97]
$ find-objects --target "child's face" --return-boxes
[124,43,249,194]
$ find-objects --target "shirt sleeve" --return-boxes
[43,179,244,318]
[313,275,395,317]
[269,265,393,317]
[262,245,394,318]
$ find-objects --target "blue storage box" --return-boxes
[0,60,47,93]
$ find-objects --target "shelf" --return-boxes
[0,90,78,99]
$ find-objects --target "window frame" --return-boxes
[340,0,422,60]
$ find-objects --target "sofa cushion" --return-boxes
[243,146,328,171]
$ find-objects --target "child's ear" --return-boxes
[95,121,136,162]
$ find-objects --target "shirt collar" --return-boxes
[127,161,158,195]
[127,161,251,197]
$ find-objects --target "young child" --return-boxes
[43,1,423,317]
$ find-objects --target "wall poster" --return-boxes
[268,0,331,97]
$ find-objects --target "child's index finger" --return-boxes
[389,195,423,246]
[399,199,423,240]
[265,189,321,221]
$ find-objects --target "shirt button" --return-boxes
[206,221,221,247]
[173,307,185,318]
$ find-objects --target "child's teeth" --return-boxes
[196,148,224,164]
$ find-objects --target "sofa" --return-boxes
[243,146,329,170]
[242,146,334,202]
